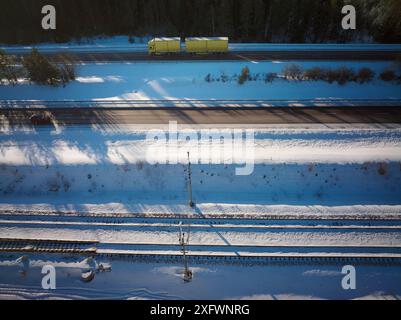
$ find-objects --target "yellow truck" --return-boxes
[185,37,229,54]
[148,37,181,55]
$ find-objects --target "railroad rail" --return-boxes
[1,213,401,265]
[1,211,401,222]
[0,238,97,254]
[1,238,401,266]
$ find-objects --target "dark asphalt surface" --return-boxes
[15,50,401,62]
[2,107,401,126]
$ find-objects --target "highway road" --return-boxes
[2,106,401,126]
[23,50,401,62]
[3,43,401,61]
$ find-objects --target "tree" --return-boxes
[22,49,76,86]
[1,0,400,44]
[0,50,20,86]
[238,66,250,85]
[331,66,356,85]
[304,67,326,81]
[356,68,375,83]
[283,64,303,80]
[368,0,401,43]
[380,70,397,82]
[23,49,61,85]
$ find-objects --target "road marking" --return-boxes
[235,54,259,64]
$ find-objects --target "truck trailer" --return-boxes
[185,37,229,54]
[148,37,181,55]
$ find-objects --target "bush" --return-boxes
[303,67,326,81]
[323,67,355,85]
[283,64,303,80]
[205,73,212,82]
[264,72,277,83]
[380,70,397,82]
[336,66,356,85]
[356,68,375,84]
[238,66,250,85]
[0,50,21,86]
[378,163,387,176]
[325,69,337,84]
[23,49,75,86]
[250,73,260,81]
[220,72,229,83]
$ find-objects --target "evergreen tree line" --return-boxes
[0,0,400,44]
[0,49,76,86]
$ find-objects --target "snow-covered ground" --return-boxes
[1,254,400,300]
[1,48,401,299]
[1,125,401,216]
[0,61,400,102]
[1,126,401,300]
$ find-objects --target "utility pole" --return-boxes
[179,222,192,282]
[187,152,194,208]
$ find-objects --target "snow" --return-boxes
[1,42,401,300]
[1,225,401,248]
[2,127,401,166]
[1,202,401,220]
[0,254,400,300]
[1,126,401,217]
[1,61,401,102]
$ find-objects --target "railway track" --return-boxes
[0,238,97,254]
[1,216,401,231]
[1,214,401,265]
[1,238,400,266]
[1,210,401,222]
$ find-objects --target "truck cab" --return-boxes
[148,37,181,55]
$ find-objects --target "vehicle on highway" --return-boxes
[148,37,229,55]
[148,37,181,55]
[186,37,229,54]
